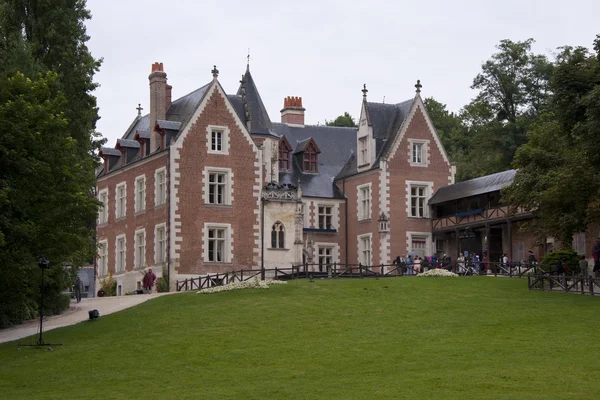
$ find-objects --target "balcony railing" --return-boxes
[431,205,531,231]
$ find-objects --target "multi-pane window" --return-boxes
[279,139,291,171]
[98,241,107,276]
[155,225,166,263]
[211,130,223,152]
[358,137,368,166]
[117,236,126,272]
[303,143,318,172]
[436,239,445,255]
[359,186,371,220]
[411,236,427,258]
[360,235,371,265]
[155,169,166,206]
[98,190,108,224]
[271,222,285,249]
[573,232,586,255]
[116,183,126,219]
[136,231,145,268]
[318,206,333,229]
[135,176,146,212]
[208,173,226,204]
[412,142,424,164]
[318,247,333,272]
[410,186,427,218]
[208,228,226,262]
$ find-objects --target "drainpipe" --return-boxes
[166,148,171,290]
[343,178,348,268]
[261,196,265,280]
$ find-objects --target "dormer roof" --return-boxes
[99,146,121,157]
[115,138,140,149]
[292,137,320,154]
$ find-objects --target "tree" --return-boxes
[326,112,357,127]
[423,97,465,158]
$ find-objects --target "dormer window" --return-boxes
[303,142,318,173]
[358,136,369,166]
[278,137,292,171]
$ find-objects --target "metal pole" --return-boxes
[261,197,265,281]
[37,267,45,346]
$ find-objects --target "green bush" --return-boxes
[540,248,581,274]
[100,273,117,296]
[156,277,168,293]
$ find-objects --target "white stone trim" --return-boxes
[357,232,373,266]
[405,180,434,218]
[202,167,234,205]
[97,188,109,225]
[357,182,372,221]
[154,167,167,207]
[379,162,390,264]
[98,239,108,277]
[315,201,340,230]
[115,182,127,219]
[206,124,230,155]
[134,228,146,268]
[406,231,433,258]
[202,222,233,263]
[134,174,146,213]
[314,242,340,264]
[154,223,167,264]
[408,139,430,167]
[115,233,127,273]
[96,151,167,182]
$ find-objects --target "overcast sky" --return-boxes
[86,0,599,146]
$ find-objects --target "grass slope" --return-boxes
[1,277,600,399]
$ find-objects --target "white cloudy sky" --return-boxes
[86,0,599,146]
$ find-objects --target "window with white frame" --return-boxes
[318,246,333,272]
[411,236,427,258]
[358,184,371,221]
[412,142,424,164]
[211,130,223,152]
[98,240,108,276]
[271,222,285,249]
[135,176,146,212]
[573,232,586,255]
[155,224,166,263]
[155,168,166,206]
[116,183,126,219]
[359,234,372,265]
[135,230,145,268]
[410,185,428,218]
[116,235,126,272]
[208,172,227,205]
[318,206,333,229]
[358,137,368,166]
[207,125,229,154]
[207,226,228,263]
[98,189,108,224]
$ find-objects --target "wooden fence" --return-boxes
[527,273,600,295]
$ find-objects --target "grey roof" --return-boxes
[123,115,150,140]
[236,67,273,135]
[429,169,517,205]
[116,138,140,148]
[366,99,413,158]
[274,123,357,198]
[292,137,315,154]
[156,120,181,131]
[135,129,150,139]
[100,146,121,156]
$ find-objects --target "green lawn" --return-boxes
[1,277,600,399]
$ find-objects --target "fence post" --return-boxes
[333,262,337,278]
[275,267,278,280]
[590,277,595,295]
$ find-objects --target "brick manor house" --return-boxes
[95,62,457,293]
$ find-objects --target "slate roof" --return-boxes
[236,67,273,135]
[156,120,181,131]
[366,99,413,158]
[134,129,150,139]
[274,123,357,198]
[429,169,517,205]
[99,146,121,156]
[116,138,140,148]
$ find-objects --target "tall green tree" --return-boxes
[326,112,357,127]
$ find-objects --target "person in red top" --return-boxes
[143,269,157,294]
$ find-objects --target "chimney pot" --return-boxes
[280,96,305,126]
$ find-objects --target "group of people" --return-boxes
[392,254,453,275]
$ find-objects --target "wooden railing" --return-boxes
[431,205,531,231]
[528,274,600,295]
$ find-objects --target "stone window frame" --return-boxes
[408,139,430,167]
[98,188,109,225]
[134,228,146,268]
[357,183,372,221]
[134,174,146,213]
[358,233,373,266]
[155,167,167,207]
[115,234,126,273]
[406,180,433,219]
[270,221,286,249]
[203,222,233,264]
[154,223,166,264]
[203,167,233,206]
[115,182,127,220]
[358,136,369,167]
[206,125,230,155]
[315,242,339,272]
[98,239,108,277]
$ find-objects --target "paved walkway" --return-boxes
[0,292,175,344]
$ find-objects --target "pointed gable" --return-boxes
[236,67,273,135]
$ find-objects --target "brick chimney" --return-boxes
[165,84,172,110]
[280,96,305,126]
[149,62,167,152]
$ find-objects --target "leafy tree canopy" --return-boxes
[326,112,357,127]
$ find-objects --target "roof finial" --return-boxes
[382,96,385,104]
[211,65,219,79]
[362,83,368,99]
[247,48,251,71]
[136,103,143,117]
[415,79,422,93]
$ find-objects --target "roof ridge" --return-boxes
[169,82,211,106]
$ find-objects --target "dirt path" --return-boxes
[0,292,176,344]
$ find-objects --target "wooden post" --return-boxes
[507,220,513,265]
[275,267,278,280]
[454,228,460,261]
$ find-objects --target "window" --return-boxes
[410,186,428,218]
[98,241,108,276]
[155,168,166,206]
[411,236,427,258]
[211,130,223,152]
[358,137,368,166]
[412,142,423,164]
[318,206,333,229]
[271,222,285,249]
[116,183,126,219]
[279,139,291,171]
[318,247,333,272]
[303,143,318,172]
[98,189,108,224]
[135,176,146,212]
[435,239,445,255]
[358,184,371,221]
[573,232,586,255]
[155,224,166,263]
[135,230,145,268]
[208,228,226,262]
[359,235,371,265]
[116,235,126,272]
[208,172,226,204]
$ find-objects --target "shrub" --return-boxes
[540,248,581,274]
[100,273,117,296]
[156,277,168,293]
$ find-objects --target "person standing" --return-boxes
[579,255,589,277]
[143,269,157,294]
[414,256,421,274]
[502,253,509,275]
[593,240,600,277]
[528,251,536,266]
[406,255,414,275]
[74,276,83,303]
[421,256,430,273]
